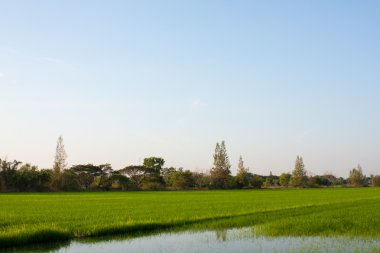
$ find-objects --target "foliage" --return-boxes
[119,165,147,189]
[51,136,67,191]
[372,175,380,187]
[249,174,264,189]
[53,136,67,171]
[308,175,332,187]
[263,171,277,188]
[0,152,376,192]
[235,156,250,188]
[60,170,82,191]
[110,172,129,190]
[0,158,22,191]
[348,164,367,187]
[143,157,165,174]
[166,169,195,189]
[192,172,210,189]
[15,164,51,191]
[290,156,308,188]
[210,141,231,189]
[322,174,337,186]
[279,173,291,187]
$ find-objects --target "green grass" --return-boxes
[0,188,379,247]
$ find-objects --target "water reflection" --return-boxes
[4,227,380,253]
[216,229,227,241]
[1,241,69,253]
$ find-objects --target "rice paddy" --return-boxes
[0,188,379,248]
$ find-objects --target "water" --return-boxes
[5,227,380,253]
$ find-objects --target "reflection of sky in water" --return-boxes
[23,228,380,253]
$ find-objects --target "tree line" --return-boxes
[0,138,379,192]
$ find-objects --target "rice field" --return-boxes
[0,188,379,248]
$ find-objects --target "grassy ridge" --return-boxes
[0,188,379,247]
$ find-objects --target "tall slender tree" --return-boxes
[210,141,231,189]
[236,155,249,188]
[51,136,67,191]
[290,156,307,187]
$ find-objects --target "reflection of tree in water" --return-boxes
[10,241,70,253]
[216,229,227,241]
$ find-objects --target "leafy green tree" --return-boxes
[167,169,195,189]
[91,164,113,190]
[143,157,165,174]
[162,167,176,185]
[290,156,308,187]
[308,175,331,187]
[36,169,52,191]
[119,165,147,189]
[60,170,81,191]
[141,157,165,190]
[236,156,250,188]
[250,174,264,189]
[15,164,40,191]
[0,158,22,191]
[71,164,99,190]
[70,163,114,191]
[279,173,291,187]
[141,176,165,190]
[109,172,129,190]
[348,164,366,187]
[119,157,166,190]
[210,141,231,189]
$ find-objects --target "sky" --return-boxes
[0,0,379,177]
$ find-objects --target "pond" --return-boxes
[6,227,380,253]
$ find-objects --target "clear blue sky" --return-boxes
[1,0,379,177]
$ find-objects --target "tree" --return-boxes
[290,156,307,187]
[236,156,250,188]
[143,157,165,174]
[141,157,165,190]
[119,165,147,189]
[119,157,166,190]
[322,174,337,186]
[372,175,380,187]
[308,175,331,187]
[210,141,231,189]
[15,163,40,191]
[263,172,274,188]
[109,172,129,190]
[250,174,264,189]
[162,167,176,185]
[279,173,291,188]
[70,164,99,190]
[167,169,195,189]
[335,177,347,185]
[51,136,67,191]
[53,136,67,172]
[348,164,366,187]
[60,170,82,191]
[0,158,22,191]
[193,172,210,189]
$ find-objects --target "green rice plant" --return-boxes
[0,188,379,247]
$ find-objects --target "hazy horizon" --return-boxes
[1,1,379,177]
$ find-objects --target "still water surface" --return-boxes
[10,227,380,253]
